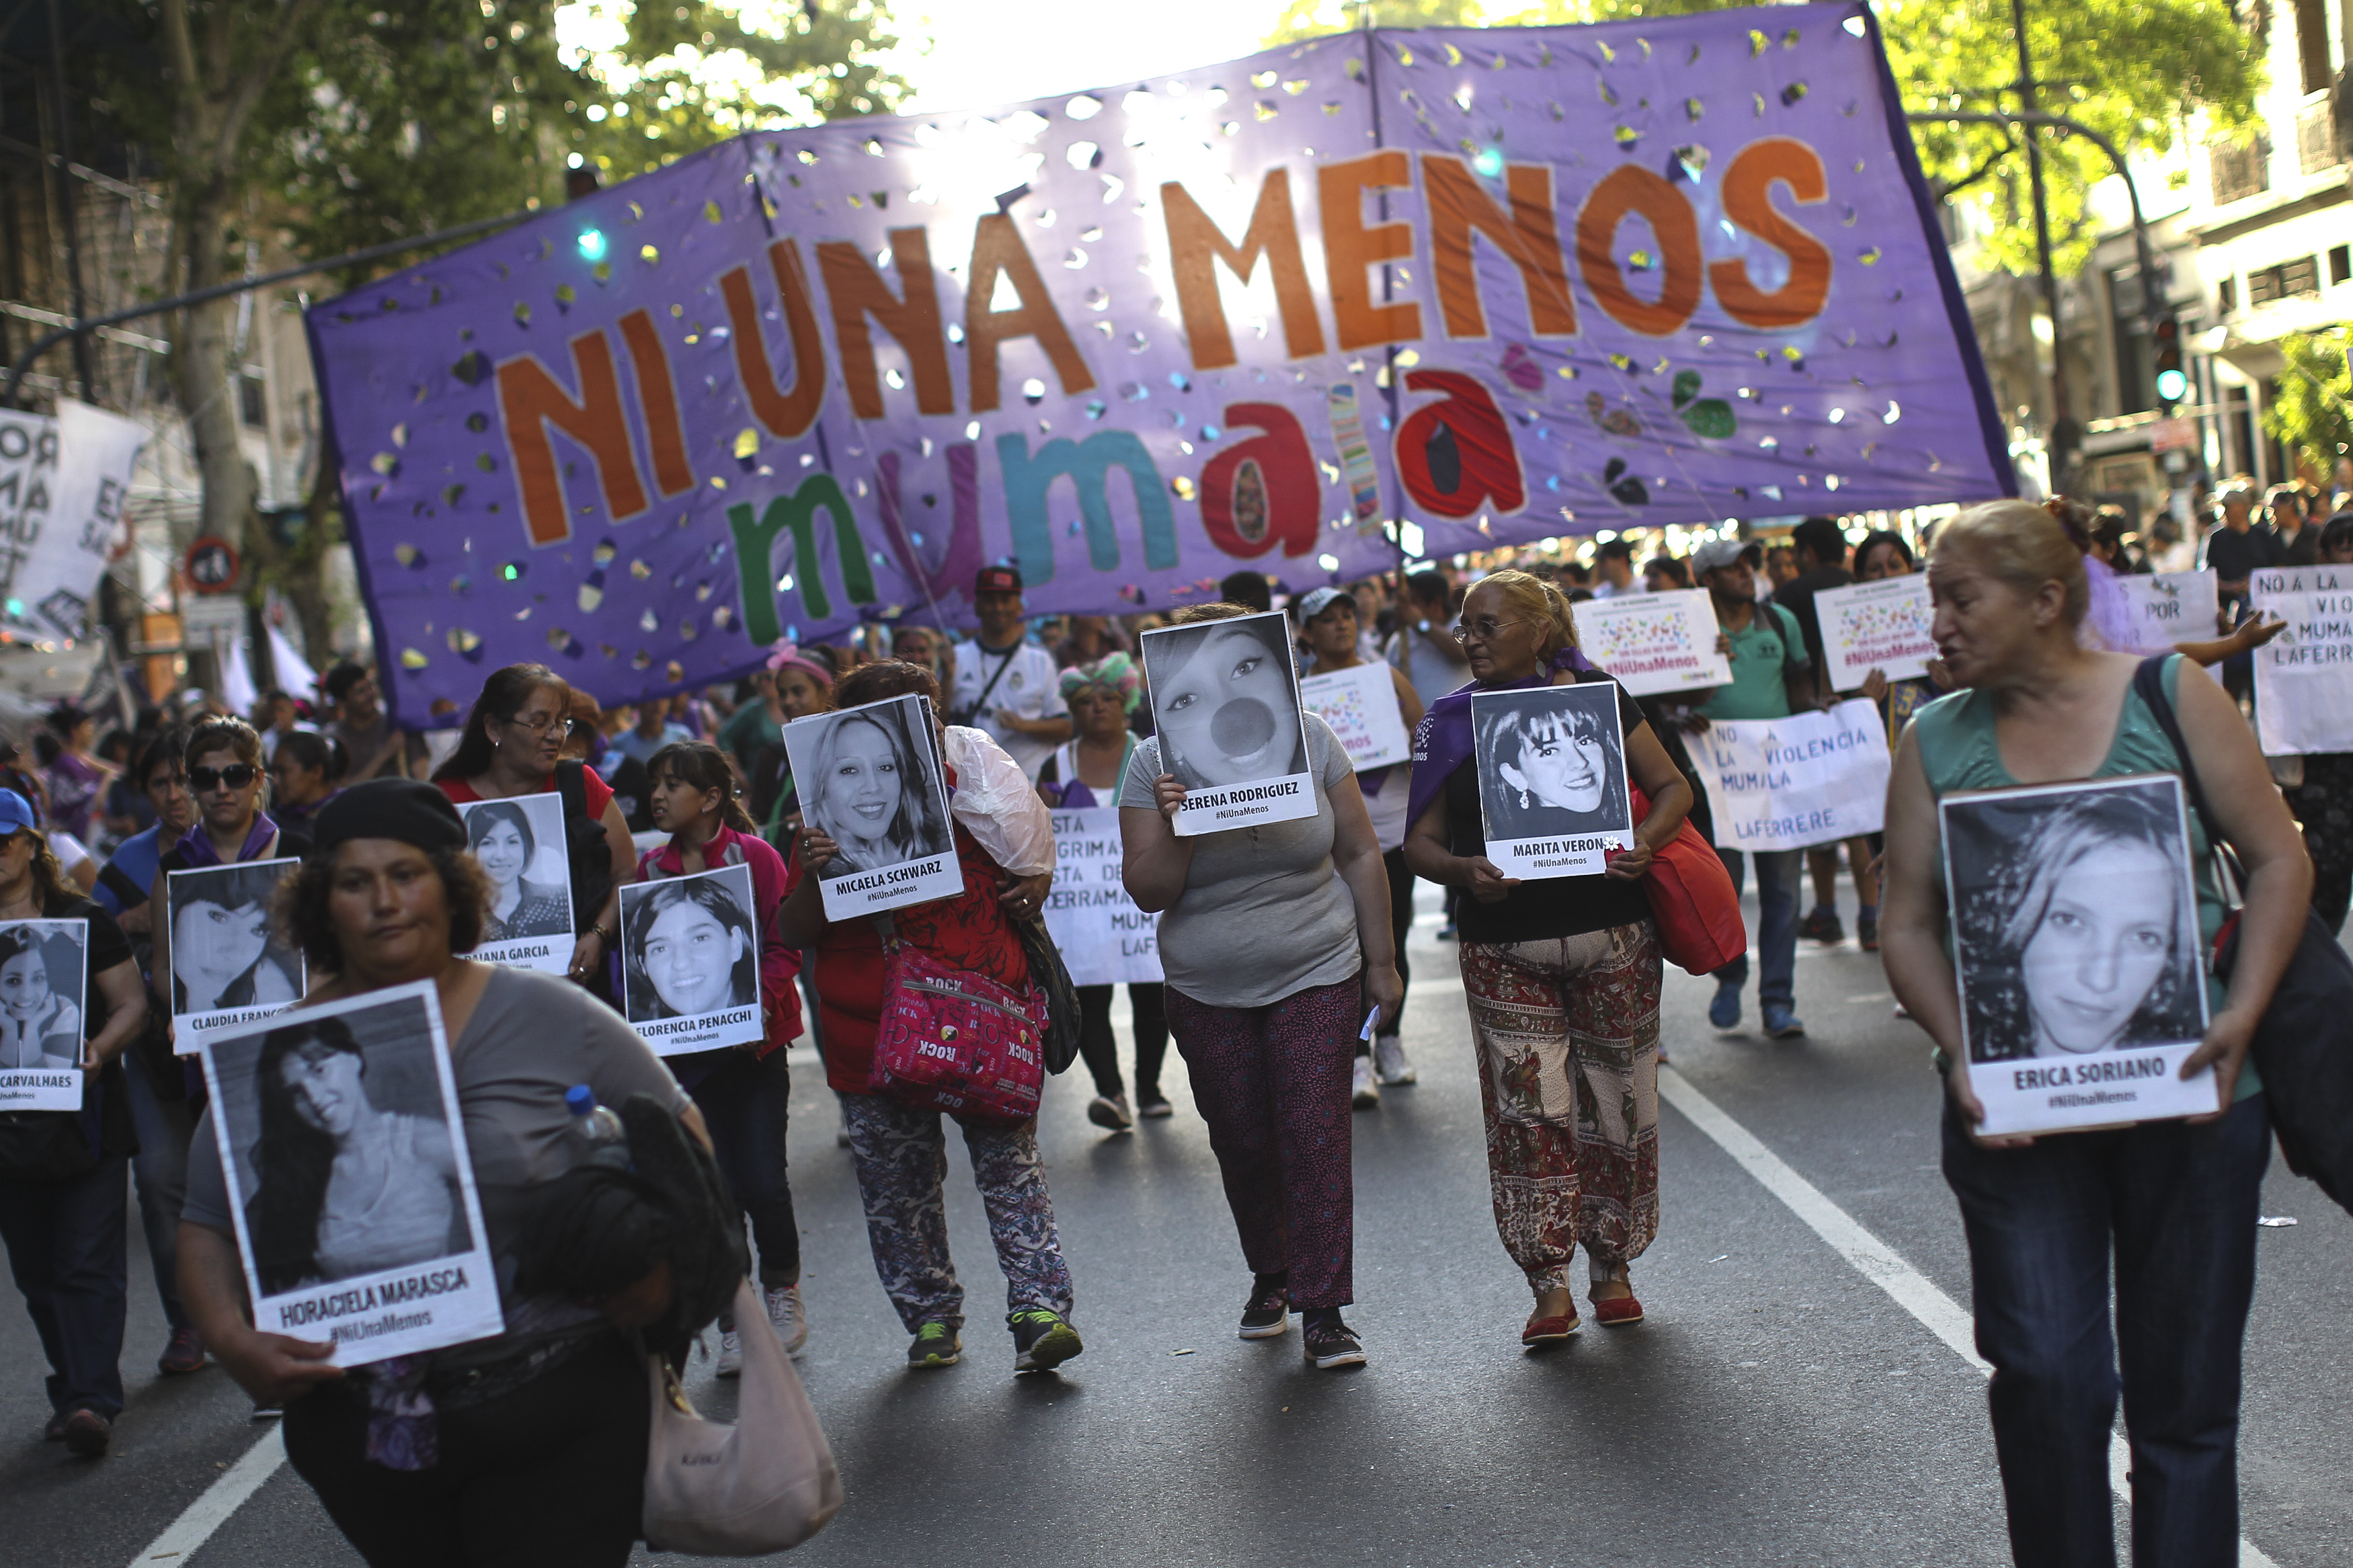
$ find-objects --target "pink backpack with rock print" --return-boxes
[865,916,1047,1123]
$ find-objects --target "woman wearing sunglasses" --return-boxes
[432,664,638,991]
[147,719,312,1035]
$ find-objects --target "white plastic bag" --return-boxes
[942,725,1056,876]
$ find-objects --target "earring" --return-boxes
[1518,787,1529,810]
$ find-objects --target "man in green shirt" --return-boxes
[1690,538,1816,1039]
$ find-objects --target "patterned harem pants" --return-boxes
[1164,974,1361,1310]
[838,1091,1075,1334]
[1458,921,1662,1298]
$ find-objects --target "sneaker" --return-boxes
[1763,1005,1806,1039]
[1708,979,1742,1030]
[1136,1094,1175,1119]
[157,1325,207,1376]
[1301,1317,1367,1370]
[61,1407,109,1458]
[1351,1056,1381,1109]
[907,1321,961,1368]
[1373,1035,1417,1085]
[1086,1093,1133,1131]
[766,1284,809,1359]
[1009,1309,1084,1374]
[715,1326,744,1378]
[1857,913,1880,952]
[1238,1280,1290,1339]
[1800,907,1843,945]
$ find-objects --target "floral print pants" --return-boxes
[838,1091,1074,1334]
[1459,921,1662,1298]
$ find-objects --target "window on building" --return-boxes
[2331,245,2352,286]
[2217,276,2237,315]
[239,373,266,428]
[2208,134,2272,204]
[2245,256,2323,306]
[2294,0,2331,95]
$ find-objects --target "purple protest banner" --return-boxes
[308,3,2006,723]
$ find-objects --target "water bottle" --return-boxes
[565,1084,632,1170]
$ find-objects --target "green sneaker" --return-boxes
[906,1321,961,1368]
[1009,1309,1083,1374]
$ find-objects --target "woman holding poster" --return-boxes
[1878,499,2311,1564]
[637,739,807,1376]
[433,664,637,992]
[0,786,147,1458]
[1121,603,1403,1371]
[175,780,700,1565]
[149,720,311,1035]
[1295,587,1426,1104]
[779,661,1084,1378]
[1402,572,1693,1344]
[1038,652,1171,1130]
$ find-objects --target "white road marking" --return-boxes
[1659,1065,2278,1568]
[127,1426,286,1566]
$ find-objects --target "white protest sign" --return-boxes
[1140,613,1319,837]
[1570,588,1732,696]
[1300,663,1410,773]
[1700,699,1890,851]
[2113,570,2219,655]
[2252,587,2353,755]
[0,919,89,1111]
[1816,574,1936,692]
[33,403,146,638]
[1042,808,1162,985]
[2251,564,2353,611]
[0,410,56,631]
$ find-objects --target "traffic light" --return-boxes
[2153,313,2187,407]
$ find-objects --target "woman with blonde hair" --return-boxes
[1402,570,1693,1344]
[1878,499,2307,1565]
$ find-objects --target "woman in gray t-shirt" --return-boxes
[1120,604,1402,1370]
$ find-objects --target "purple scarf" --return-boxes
[173,814,282,868]
[1404,647,1596,828]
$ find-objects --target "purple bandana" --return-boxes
[1404,647,1596,829]
[173,814,283,868]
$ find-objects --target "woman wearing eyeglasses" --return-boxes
[432,665,638,991]
[147,719,313,1034]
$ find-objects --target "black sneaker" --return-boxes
[1009,1309,1083,1373]
[1800,907,1843,945]
[1239,1281,1290,1339]
[1302,1317,1367,1370]
[907,1321,961,1368]
[61,1407,110,1458]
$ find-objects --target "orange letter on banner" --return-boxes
[720,240,827,440]
[1162,170,1327,369]
[1574,166,1704,337]
[817,228,955,419]
[496,329,649,546]
[1198,403,1320,559]
[1421,155,1577,339]
[1319,152,1423,352]
[616,309,692,498]
[963,214,1096,413]
[1393,370,1524,520]
[1709,138,1833,329]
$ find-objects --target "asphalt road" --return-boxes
[6,880,2347,1568]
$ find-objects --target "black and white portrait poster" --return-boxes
[781,695,964,921]
[618,863,765,1054]
[1139,610,1317,837]
[168,858,307,1054]
[456,793,575,975]
[196,981,503,1363]
[1940,776,2217,1136]
[1472,684,1635,878]
[0,920,87,1111]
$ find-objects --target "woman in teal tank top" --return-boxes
[1878,500,2311,1567]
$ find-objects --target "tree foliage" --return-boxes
[1267,0,2263,276]
[2264,329,2353,483]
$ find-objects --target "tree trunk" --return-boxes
[174,181,256,559]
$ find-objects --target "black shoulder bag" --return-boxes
[2133,655,2353,1214]
[555,759,616,937]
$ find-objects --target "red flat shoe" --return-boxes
[1521,1312,1581,1346]
[1589,1294,1644,1327]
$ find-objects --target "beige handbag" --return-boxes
[643,1280,842,1555]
